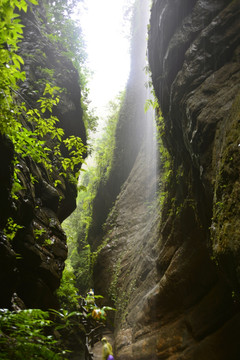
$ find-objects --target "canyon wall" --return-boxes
[92,0,240,359]
[0,5,86,310]
[88,0,150,249]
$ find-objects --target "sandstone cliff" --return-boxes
[88,1,150,249]
[91,0,240,359]
[0,4,86,310]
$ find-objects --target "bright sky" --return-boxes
[78,0,133,118]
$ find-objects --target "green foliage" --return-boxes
[56,263,81,311]
[3,217,23,241]
[0,0,87,203]
[49,308,82,331]
[115,278,136,325]
[83,291,115,322]
[33,228,47,239]
[63,92,125,292]
[0,0,37,97]
[94,95,123,182]
[144,95,159,113]
[42,0,98,134]
[157,111,171,182]
[7,83,86,198]
[43,0,86,66]
[42,238,53,247]
[0,0,33,134]
[210,93,240,266]
[62,135,86,174]
[144,85,172,195]
[108,255,135,325]
[156,110,172,213]
[81,89,99,133]
[108,258,122,304]
[145,85,172,211]
[57,270,115,324]
[0,308,64,360]
[0,298,114,360]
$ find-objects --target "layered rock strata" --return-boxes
[92,0,240,359]
[0,5,86,310]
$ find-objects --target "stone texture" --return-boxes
[88,1,151,248]
[91,0,240,359]
[93,134,160,359]
[149,0,240,358]
[0,4,86,310]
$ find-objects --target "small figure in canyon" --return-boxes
[85,288,96,310]
[92,307,106,320]
[101,337,114,360]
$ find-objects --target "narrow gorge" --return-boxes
[0,0,240,359]
[90,0,240,359]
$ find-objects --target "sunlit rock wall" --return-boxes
[92,0,240,359]
[88,0,150,248]
[0,5,86,310]
[92,0,162,358]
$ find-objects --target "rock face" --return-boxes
[0,5,86,310]
[88,1,150,248]
[92,0,240,359]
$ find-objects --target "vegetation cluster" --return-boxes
[0,0,103,358]
[0,290,115,360]
[63,93,125,293]
[0,0,92,201]
[0,0,173,357]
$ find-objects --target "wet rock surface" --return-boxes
[92,0,240,359]
[92,332,114,360]
[148,0,240,358]
[0,5,86,310]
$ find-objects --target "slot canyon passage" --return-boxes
[0,0,240,359]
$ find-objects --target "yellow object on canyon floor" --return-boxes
[101,337,114,360]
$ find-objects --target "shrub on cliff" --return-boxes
[0,0,88,198]
[0,308,65,359]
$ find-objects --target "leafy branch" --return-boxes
[0,0,87,198]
